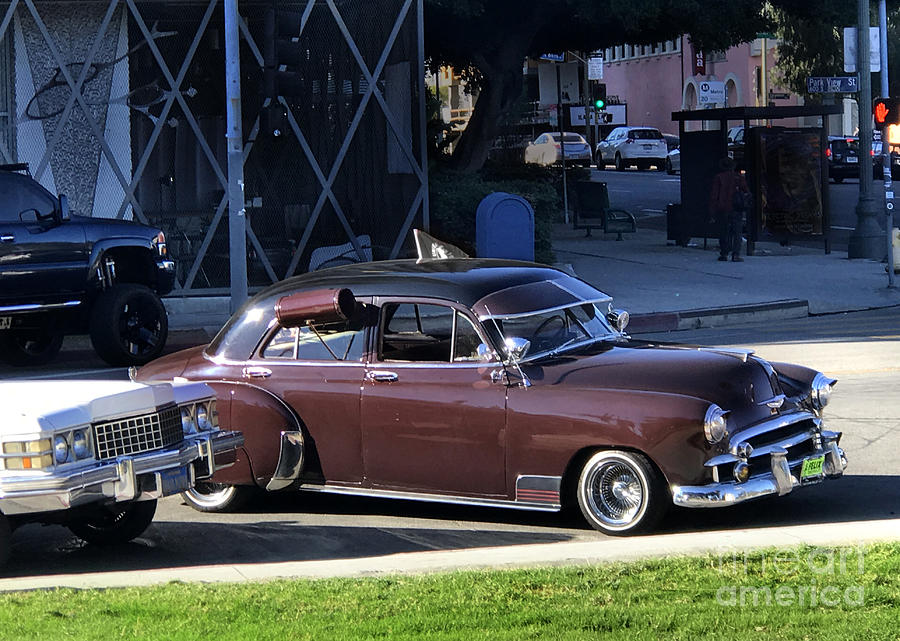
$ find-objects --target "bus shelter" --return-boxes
[670,105,843,255]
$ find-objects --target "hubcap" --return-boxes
[186,482,235,508]
[587,461,645,527]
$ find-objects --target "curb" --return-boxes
[629,299,809,334]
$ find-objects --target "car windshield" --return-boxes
[628,129,663,140]
[489,302,617,360]
[831,139,859,153]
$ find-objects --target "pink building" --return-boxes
[600,36,809,133]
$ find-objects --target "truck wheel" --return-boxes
[90,284,168,366]
[0,514,10,568]
[0,329,64,366]
[68,500,157,545]
[181,483,254,513]
[576,450,667,535]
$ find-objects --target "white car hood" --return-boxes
[0,380,212,436]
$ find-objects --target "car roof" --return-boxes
[207,259,611,360]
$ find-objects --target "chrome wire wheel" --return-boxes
[181,482,252,513]
[576,450,664,534]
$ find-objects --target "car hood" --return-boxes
[525,341,779,410]
[70,214,160,242]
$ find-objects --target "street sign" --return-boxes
[843,27,880,72]
[588,55,603,80]
[698,80,725,106]
[806,76,859,93]
[540,52,565,62]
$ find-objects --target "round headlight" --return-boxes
[72,430,89,459]
[810,372,836,409]
[53,435,69,464]
[733,461,750,483]
[181,406,197,434]
[704,404,729,444]
[196,403,212,431]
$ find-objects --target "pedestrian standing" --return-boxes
[709,157,750,261]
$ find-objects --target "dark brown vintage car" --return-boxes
[136,258,846,534]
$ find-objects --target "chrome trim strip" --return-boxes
[698,347,754,362]
[746,430,815,460]
[478,296,613,321]
[0,300,81,314]
[298,483,561,512]
[758,393,786,409]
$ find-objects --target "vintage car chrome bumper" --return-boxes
[671,436,847,508]
[0,430,243,515]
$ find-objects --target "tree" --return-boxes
[424,0,770,172]
[772,1,900,99]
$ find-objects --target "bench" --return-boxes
[573,181,637,240]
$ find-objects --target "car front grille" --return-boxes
[718,414,820,481]
[93,406,183,460]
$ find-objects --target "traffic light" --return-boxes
[261,8,304,135]
[591,82,607,110]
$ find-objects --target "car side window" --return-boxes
[262,318,367,362]
[0,174,56,222]
[452,312,486,362]
[380,303,488,363]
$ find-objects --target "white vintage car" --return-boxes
[0,380,243,567]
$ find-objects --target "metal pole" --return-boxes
[417,0,429,232]
[879,0,896,286]
[583,51,592,151]
[557,63,569,224]
[224,0,247,311]
[850,0,883,259]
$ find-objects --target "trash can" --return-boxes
[476,192,534,261]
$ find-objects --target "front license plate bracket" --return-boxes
[158,466,192,496]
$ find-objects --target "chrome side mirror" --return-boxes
[503,336,531,362]
[607,308,630,333]
[476,343,496,362]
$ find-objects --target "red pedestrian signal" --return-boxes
[874,98,898,129]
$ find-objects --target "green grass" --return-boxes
[0,543,897,641]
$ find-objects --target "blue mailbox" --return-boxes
[475,192,534,261]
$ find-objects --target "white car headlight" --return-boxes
[181,406,197,434]
[704,404,729,444]
[53,435,69,464]
[72,430,90,459]
[196,402,212,431]
[810,373,837,410]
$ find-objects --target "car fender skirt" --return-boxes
[265,430,305,491]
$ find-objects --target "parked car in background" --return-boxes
[524,132,592,167]
[0,379,243,568]
[137,242,847,535]
[826,136,860,183]
[666,147,680,175]
[663,134,680,152]
[0,164,176,366]
[595,126,668,171]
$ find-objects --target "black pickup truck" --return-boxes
[0,164,175,366]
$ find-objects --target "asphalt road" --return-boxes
[1,309,897,579]
[589,167,889,253]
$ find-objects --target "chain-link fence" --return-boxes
[1,0,426,293]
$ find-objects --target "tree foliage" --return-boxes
[424,0,772,171]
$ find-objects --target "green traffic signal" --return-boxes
[594,98,605,110]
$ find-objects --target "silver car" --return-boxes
[524,132,592,167]
[595,126,668,171]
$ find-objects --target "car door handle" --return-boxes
[242,366,272,379]
[0,234,14,242]
[366,370,398,383]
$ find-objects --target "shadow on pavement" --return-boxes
[2,475,893,580]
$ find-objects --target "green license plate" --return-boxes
[800,455,825,480]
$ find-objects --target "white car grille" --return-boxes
[92,406,183,460]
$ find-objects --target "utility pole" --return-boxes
[224,0,247,311]
[879,0,896,286]
[556,63,569,224]
[849,0,884,259]
[583,51,592,150]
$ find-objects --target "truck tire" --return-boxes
[90,284,168,366]
[68,500,157,546]
[0,328,64,366]
[0,513,10,568]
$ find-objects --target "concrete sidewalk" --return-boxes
[161,223,900,336]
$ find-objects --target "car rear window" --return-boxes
[551,133,587,143]
[628,129,663,140]
[830,140,859,153]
